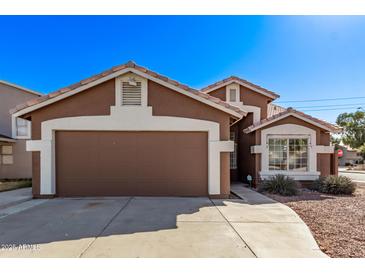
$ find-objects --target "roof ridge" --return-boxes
[244,106,340,133]
[200,75,280,99]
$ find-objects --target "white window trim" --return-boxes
[26,106,234,196]
[267,135,309,172]
[249,124,335,180]
[11,116,31,139]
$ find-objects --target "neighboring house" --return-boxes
[10,61,340,198]
[338,145,362,166]
[0,80,42,179]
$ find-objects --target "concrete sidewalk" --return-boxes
[0,188,32,210]
[230,185,327,258]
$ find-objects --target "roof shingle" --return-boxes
[243,107,341,133]
[11,61,246,118]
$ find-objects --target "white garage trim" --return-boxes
[26,106,233,196]
[250,124,334,181]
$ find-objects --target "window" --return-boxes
[16,117,30,137]
[121,81,142,106]
[0,145,13,165]
[230,132,237,169]
[229,88,237,102]
[268,137,308,171]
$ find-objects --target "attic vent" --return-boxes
[121,81,142,106]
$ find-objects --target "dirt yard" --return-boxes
[266,186,365,258]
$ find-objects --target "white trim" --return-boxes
[0,137,16,143]
[244,111,339,133]
[226,83,240,103]
[203,79,278,100]
[115,73,147,107]
[250,124,333,181]
[316,145,335,153]
[12,67,243,119]
[11,116,31,139]
[0,80,43,96]
[231,103,261,124]
[224,83,262,123]
[26,106,233,196]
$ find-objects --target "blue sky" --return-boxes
[0,16,364,123]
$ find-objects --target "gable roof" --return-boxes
[10,61,246,119]
[0,80,42,96]
[201,76,280,100]
[243,107,341,133]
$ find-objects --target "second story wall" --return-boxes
[0,82,40,137]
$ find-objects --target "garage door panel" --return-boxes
[56,131,208,196]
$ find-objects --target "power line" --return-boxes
[277,96,365,103]
[302,106,365,112]
[296,102,365,109]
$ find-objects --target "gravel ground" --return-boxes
[265,186,365,258]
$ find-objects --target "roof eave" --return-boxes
[11,66,244,120]
[243,112,340,134]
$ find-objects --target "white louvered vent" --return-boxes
[121,81,142,106]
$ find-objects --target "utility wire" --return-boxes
[277,96,365,103]
[295,102,365,109]
[303,106,365,112]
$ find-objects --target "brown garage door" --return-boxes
[55,131,208,197]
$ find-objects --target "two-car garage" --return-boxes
[55,131,208,197]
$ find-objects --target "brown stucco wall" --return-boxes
[148,81,230,140]
[209,87,226,101]
[239,86,271,119]
[26,78,232,197]
[208,85,272,119]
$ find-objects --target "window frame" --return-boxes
[13,117,31,139]
[267,135,309,172]
[229,131,237,169]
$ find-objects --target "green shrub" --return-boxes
[312,175,356,195]
[259,174,299,196]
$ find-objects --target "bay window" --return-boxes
[268,137,308,172]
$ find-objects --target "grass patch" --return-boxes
[0,179,32,192]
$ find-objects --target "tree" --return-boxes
[336,111,365,149]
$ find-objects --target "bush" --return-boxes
[259,174,299,196]
[311,175,356,195]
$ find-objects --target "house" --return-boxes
[0,80,42,179]
[10,61,340,198]
[338,144,362,166]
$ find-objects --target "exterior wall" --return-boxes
[0,140,32,179]
[27,78,232,197]
[209,87,226,101]
[208,84,272,119]
[254,116,336,180]
[0,82,39,137]
[0,82,39,179]
[239,86,271,119]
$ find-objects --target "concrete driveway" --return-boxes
[0,188,326,258]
